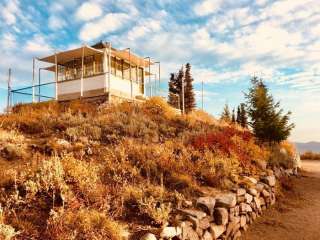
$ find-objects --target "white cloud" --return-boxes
[194,0,222,16]
[75,2,103,21]
[0,0,20,25]
[79,13,129,42]
[0,33,16,49]
[127,19,161,40]
[24,35,52,55]
[48,15,66,30]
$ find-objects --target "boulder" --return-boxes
[160,226,181,239]
[244,176,258,184]
[261,175,276,187]
[235,188,246,196]
[199,216,212,230]
[256,183,265,192]
[196,197,216,216]
[239,203,252,213]
[262,189,270,198]
[236,195,245,204]
[214,208,228,225]
[240,215,246,227]
[254,197,261,210]
[181,222,199,240]
[178,209,207,220]
[215,193,237,208]
[245,193,253,204]
[233,230,241,240]
[248,188,258,196]
[210,224,225,239]
[259,197,266,206]
[140,233,157,240]
[203,231,213,240]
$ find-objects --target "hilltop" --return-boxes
[0,98,296,239]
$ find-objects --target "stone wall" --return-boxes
[141,167,298,240]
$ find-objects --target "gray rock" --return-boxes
[235,188,246,196]
[254,197,261,210]
[215,193,237,208]
[181,222,199,240]
[259,197,266,206]
[240,215,246,227]
[140,233,157,240]
[256,183,265,192]
[244,176,258,184]
[160,226,181,238]
[262,189,270,198]
[236,195,245,204]
[203,231,213,240]
[214,208,228,225]
[245,193,253,203]
[178,209,207,219]
[262,175,276,187]
[196,197,216,216]
[248,188,258,196]
[199,216,212,230]
[210,224,225,239]
[240,203,252,213]
[233,230,241,240]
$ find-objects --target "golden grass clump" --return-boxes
[46,208,127,240]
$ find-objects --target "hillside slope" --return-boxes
[0,98,293,239]
[295,141,320,153]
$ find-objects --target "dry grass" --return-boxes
[0,97,275,239]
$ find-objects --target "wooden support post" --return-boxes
[129,48,133,100]
[108,43,111,103]
[55,53,58,100]
[81,46,84,98]
[32,58,35,103]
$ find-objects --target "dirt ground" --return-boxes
[243,160,320,240]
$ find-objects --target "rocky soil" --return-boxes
[243,160,320,240]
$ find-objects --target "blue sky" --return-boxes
[0,0,319,142]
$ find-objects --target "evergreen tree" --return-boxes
[245,76,294,143]
[231,108,236,123]
[168,73,179,108]
[176,67,184,111]
[239,103,248,128]
[221,103,231,122]
[236,106,241,124]
[184,63,196,113]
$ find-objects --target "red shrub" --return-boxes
[190,127,253,164]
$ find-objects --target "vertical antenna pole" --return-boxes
[7,68,11,111]
[158,62,160,96]
[148,58,151,97]
[201,79,204,110]
[129,48,133,100]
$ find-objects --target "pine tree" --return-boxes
[221,103,231,122]
[245,76,294,143]
[231,108,236,123]
[176,67,184,111]
[184,63,196,113]
[168,73,179,108]
[236,106,241,124]
[239,103,248,128]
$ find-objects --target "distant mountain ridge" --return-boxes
[294,141,320,153]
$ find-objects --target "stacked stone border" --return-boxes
[141,167,298,240]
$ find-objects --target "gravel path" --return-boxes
[243,160,320,240]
